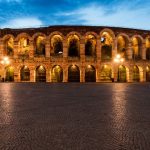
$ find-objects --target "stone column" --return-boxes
[80,66,85,82]
[14,67,19,82]
[142,67,146,82]
[112,38,117,59]
[0,39,4,57]
[29,40,34,58]
[45,39,50,58]
[30,68,35,82]
[142,42,146,60]
[96,64,101,82]
[80,38,85,62]
[14,41,18,59]
[46,68,50,82]
[96,37,101,62]
[63,37,68,63]
[126,42,133,60]
[128,67,133,82]
[63,65,68,82]
[113,64,118,82]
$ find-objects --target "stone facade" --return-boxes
[0,25,150,82]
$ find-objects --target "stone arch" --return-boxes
[131,35,144,60]
[145,36,150,60]
[51,65,63,82]
[146,66,150,82]
[50,34,63,56]
[100,30,113,60]
[100,65,112,82]
[48,31,64,40]
[2,34,14,56]
[20,65,30,81]
[66,31,82,40]
[5,66,14,82]
[68,65,80,82]
[85,34,97,57]
[116,33,130,59]
[85,65,96,82]
[67,34,80,57]
[132,65,143,82]
[118,65,129,82]
[33,33,46,56]
[35,65,46,82]
[15,32,31,41]
[100,28,115,39]
[16,33,31,54]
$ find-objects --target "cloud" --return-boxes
[0,17,43,28]
[0,0,22,2]
[57,1,150,30]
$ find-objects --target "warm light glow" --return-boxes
[116,54,121,59]
[88,65,91,68]
[1,57,10,65]
[114,54,124,64]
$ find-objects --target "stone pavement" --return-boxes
[0,83,150,150]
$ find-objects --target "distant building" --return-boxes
[0,25,150,82]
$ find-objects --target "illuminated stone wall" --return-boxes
[0,26,150,82]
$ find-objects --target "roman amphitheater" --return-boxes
[0,25,150,82]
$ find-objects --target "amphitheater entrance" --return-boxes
[36,66,46,82]
[85,65,96,82]
[146,66,150,82]
[5,66,14,82]
[51,65,63,82]
[68,65,80,82]
[20,66,30,81]
[118,65,126,82]
[133,66,140,82]
[100,65,112,82]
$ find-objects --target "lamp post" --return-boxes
[0,57,10,82]
[114,54,124,82]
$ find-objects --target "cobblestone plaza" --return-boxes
[0,83,150,149]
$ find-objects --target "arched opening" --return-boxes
[117,35,128,59]
[35,36,45,55]
[5,66,14,82]
[146,38,150,60]
[51,35,63,56]
[146,66,150,82]
[68,35,80,57]
[20,66,30,81]
[18,37,30,55]
[51,65,63,82]
[101,32,112,60]
[85,35,96,56]
[118,65,126,82]
[132,37,142,60]
[133,66,140,82]
[36,65,46,82]
[4,37,14,56]
[68,65,80,82]
[100,65,112,82]
[85,65,96,82]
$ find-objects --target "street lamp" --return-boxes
[114,54,124,82]
[0,57,10,82]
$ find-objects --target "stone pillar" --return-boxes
[128,67,133,82]
[63,66,68,82]
[80,66,85,82]
[14,68,19,82]
[63,38,68,63]
[142,42,146,60]
[142,67,146,82]
[0,39,4,57]
[29,40,34,58]
[14,41,18,59]
[96,64,101,82]
[112,38,117,59]
[80,38,85,62]
[30,68,35,82]
[113,64,118,82]
[46,68,50,82]
[45,39,50,58]
[126,42,133,60]
[96,37,101,62]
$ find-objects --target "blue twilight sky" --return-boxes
[0,0,150,29]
